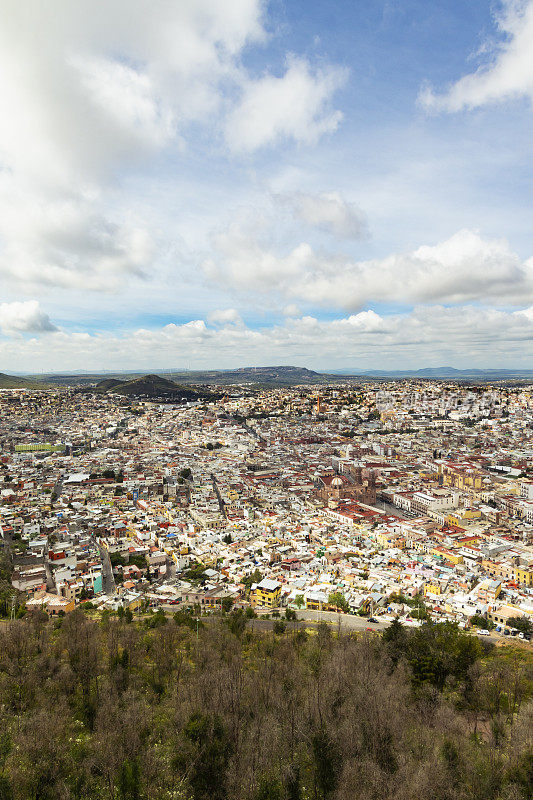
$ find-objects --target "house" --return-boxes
[26,592,75,616]
[251,578,282,608]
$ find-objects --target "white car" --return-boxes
[477,628,490,636]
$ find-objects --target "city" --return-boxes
[1,0,533,796]
[2,377,532,642]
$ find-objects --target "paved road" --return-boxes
[97,543,116,595]
[273,609,389,632]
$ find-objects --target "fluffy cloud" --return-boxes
[0,178,153,290]
[420,1,533,112]
[225,57,346,152]
[0,301,57,336]
[206,225,533,309]
[0,0,266,184]
[0,1,344,294]
[279,190,367,239]
[1,305,532,372]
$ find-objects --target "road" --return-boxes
[97,543,116,595]
[210,473,227,518]
[272,609,389,632]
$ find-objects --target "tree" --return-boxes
[273,620,286,635]
[226,609,247,638]
[328,592,349,613]
[470,614,494,630]
[176,713,232,800]
[221,597,234,613]
[507,616,532,636]
[294,594,305,609]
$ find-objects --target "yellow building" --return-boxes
[447,508,481,527]
[514,567,533,587]
[250,578,282,608]
[431,547,463,565]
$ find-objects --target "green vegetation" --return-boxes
[243,568,262,592]
[0,612,530,800]
[327,591,350,613]
[471,614,495,630]
[183,561,208,583]
[507,616,533,636]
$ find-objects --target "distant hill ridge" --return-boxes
[3,365,533,390]
[0,373,51,389]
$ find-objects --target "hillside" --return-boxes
[0,373,51,389]
[94,378,126,391]
[108,373,218,400]
[0,610,530,800]
[168,365,339,386]
[110,374,185,397]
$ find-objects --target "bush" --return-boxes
[470,614,494,630]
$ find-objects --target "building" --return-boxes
[251,578,282,608]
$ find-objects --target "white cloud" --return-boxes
[1,305,532,372]
[0,301,57,336]
[279,190,367,239]
[207,225,533,309]
[0,0,261,292]
[208,308,243,326]
[0,177,154,291]
[225,57,347,152]
[0,1,345,295]
[0,0,266,185]
[420,0,533,112]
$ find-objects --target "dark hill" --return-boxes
[108,374,218,401]
[94,378,125,391]
[110,374,180,397]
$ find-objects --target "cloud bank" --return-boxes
[206,226,533,309]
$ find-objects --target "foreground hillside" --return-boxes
[0,611,531,800]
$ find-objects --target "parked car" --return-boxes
[367,617,379,623]
[477,628,490,636]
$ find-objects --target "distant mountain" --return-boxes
[168,365,330,386]
[0,373,51,389]
[330,366,533,379]
[16,364,533,390]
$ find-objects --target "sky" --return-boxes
[1,0,533,373]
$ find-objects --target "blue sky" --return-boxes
[0,0,533,371]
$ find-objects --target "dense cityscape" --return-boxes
[2,0,533,796]
[2,378,532,641]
